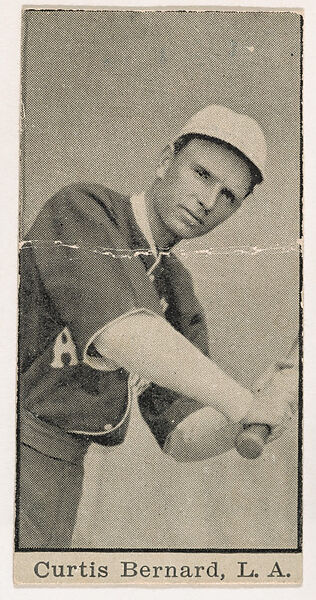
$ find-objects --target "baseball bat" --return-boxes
[235,424,270,459]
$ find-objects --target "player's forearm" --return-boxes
[93,312,252,422]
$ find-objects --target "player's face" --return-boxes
[153,138,254,242]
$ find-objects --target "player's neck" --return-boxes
[144,186,179,252]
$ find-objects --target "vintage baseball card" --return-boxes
[13,4,302,587]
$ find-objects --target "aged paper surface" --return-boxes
[15,5,302,586]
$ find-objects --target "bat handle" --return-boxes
[235,424,271,459]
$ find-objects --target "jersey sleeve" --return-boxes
[24,184,152,361]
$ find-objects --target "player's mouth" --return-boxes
[178,205,205,227]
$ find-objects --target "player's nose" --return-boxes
[198,183,222,215]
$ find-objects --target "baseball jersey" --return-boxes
[19,183,209,449]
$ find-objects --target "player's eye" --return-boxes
[194,166,210,180]
[222,188,236,205]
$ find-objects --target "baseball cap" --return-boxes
[173,105,267,179]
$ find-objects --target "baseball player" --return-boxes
[18,105,298,548]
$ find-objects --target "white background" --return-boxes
[1,0,315,598]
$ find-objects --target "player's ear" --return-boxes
[156,144,174,179]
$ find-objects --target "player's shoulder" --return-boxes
[57,182,128,202]
[26,182,132,240]
[48,182,131,227]
[53,182,128,212]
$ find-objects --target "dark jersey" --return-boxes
[19,183,209,448]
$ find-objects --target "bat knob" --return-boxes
[235,424,271,459]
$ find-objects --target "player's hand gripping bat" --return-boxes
[235,339,299,460]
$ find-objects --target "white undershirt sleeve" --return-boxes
[92,310,253,423]
[83,308,159,371]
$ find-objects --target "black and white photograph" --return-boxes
[15,6,302,585]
